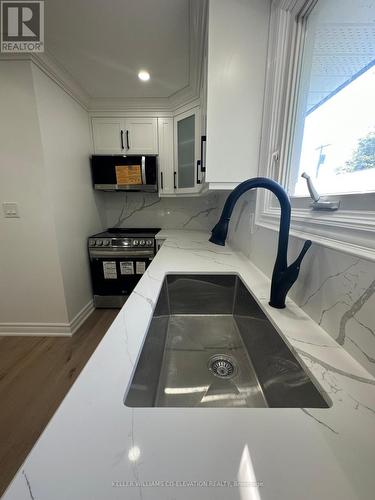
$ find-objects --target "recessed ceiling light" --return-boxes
[128,446,141,462]
[138,70,150,81]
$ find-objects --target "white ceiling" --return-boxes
[45,0,190,99]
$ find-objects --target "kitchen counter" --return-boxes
[3,230,375,500]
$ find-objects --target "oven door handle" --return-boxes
[89,249,154,258]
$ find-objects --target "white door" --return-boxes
[174,107,202,194]
[125,118,158,155]
[157,117,175,195]
[92,118,125,154]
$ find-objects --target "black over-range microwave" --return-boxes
[90,155,158,192]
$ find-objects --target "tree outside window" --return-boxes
[336,131,375,174]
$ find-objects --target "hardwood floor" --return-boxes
[0,309,118,496]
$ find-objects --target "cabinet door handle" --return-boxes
[120,130,124,150]
[200,135,206,172]
[173,172,177,190]
[196,160,201,185]
[126,130,130,149]
[160,171,164,190]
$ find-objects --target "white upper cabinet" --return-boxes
[92,117,158,155]
[125,118,158,155]
[92,118,124,154]
[157,117,175,195]
[205,0,270,189]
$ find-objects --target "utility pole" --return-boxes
[315,143,331,178]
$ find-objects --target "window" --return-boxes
[256,0,375,260]
[290,0,375,197]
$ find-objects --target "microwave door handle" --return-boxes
[141,156,146,185]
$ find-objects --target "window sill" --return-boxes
[256,205,375,262]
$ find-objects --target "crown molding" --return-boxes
[88,96,172,113]
[33,50,91,109]
[0,51,90,110]
[167,0,208,112]
[0,0,208,115]
[89,98,201,119]
[88,90,201,114]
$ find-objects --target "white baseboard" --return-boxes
[0,323,72,336]
[69,300,95,335]
[0,300,95,337]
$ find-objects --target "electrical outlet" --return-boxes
[3,202,20,218]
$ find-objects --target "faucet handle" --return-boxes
[270,240,312,308]
[291,240,312,270]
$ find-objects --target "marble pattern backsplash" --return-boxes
[293,249,375,377]
[99,191,224,231]
[227,191,375,377]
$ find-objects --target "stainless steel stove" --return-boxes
[88,228,160,308]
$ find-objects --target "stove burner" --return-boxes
[89,227,161,239]
[107,227,160,235]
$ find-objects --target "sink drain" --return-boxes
[208,355,238,379]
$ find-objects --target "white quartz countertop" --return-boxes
[3,230,375,500]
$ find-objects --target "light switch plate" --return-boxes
[3,202,20,218]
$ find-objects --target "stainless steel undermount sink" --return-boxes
[124,274,330,408]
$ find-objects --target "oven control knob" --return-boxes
[133,240,139,246]
[96,240,103,246]
[147,240,153,246]
[103,240,110,246]
[89,239,96,246]
[139,240,145,246]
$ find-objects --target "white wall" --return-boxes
[0,60,103,334]
[227,191,375,377]
[32,65,103,322]
[0,61,69,329]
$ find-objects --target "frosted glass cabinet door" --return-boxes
[177,115,195,188]
[174,107,201,193]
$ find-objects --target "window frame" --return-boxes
[256,0,375,262]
